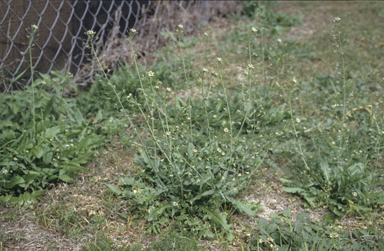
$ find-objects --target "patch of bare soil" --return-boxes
[0,208,83,250]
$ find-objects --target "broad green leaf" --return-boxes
[59,174,74,183]
[281,187,307,194]
[44,126,60,139]
[31,190,46,198]
[320,160,330,182]
[58,162,84,174]
[43,151,53,164]
[198,205,234,241]
[105,184,122,195]
[192,190,215,203]
[74,108,85,125]
[6,175,25,189]
[233,199,258,218]
[118,177,135,186]
[148,203,171,221]
[0,195,11,202]
[32,146,45,159]
[95,109,103,122]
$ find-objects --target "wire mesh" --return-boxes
[0,0,241,93]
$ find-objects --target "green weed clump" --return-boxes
[252,210,384,251]
[0,26,105,206]
[84,24,281,240]
[279,16,384,219]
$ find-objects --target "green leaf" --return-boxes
[43,151,53,164]
[233,199,258,218]
[10,68,28,87]
[192,190,215,203]
[323,213,341,224]
[32,146,45,159]
[43,95,55,119]
[59,174,74,183]
[148,203,171,221]
[281,187,307,194]
[198,205,234,241]
[118,177,135,186]
[6,175,25,189]
[74,108,85,125]
[0,195,11,202]
[44,126,60,139]
[270,25,291,35]
[95,109,103,123]
[105,184,122,195]
[320,160,330,182]
[58,162,85,174]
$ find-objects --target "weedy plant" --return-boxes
[280,17,384,219]
[84,23,287,240]
[252,210,384,251]
[0,25,105,207]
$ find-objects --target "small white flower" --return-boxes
[147,71,154,77]
[248,64,254,69]
[166,87,171,92]
[352,191,357,197]
[224,128,229,133]
[130,28,137,34]
[277,38,282,44]
[292,78,297,83]
[173,201,179,207]
[334,17,341,22]
[127,93,132,99]
[238,173,242,177]
[85,30,96,36]
[213,115,217,118]
[193,149,198,153]
[296,118,301,123]
[2,169,8,174]
[32,24,38,30]
[251,27,257,33]
[165,131,171,136]
[133,190,137,194]
[202,68,208,72]
[13,158,17,161]
[217,148,222,153]
[217,58,222,63]
[178,24,183,30]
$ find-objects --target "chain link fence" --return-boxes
[0,0,241,94]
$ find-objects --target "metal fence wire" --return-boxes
[0,0,241,94]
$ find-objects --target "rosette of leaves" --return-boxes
[280,159,384,218]
[0,75,104,206]
[253,210,384,250]
[106,139,260,241]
